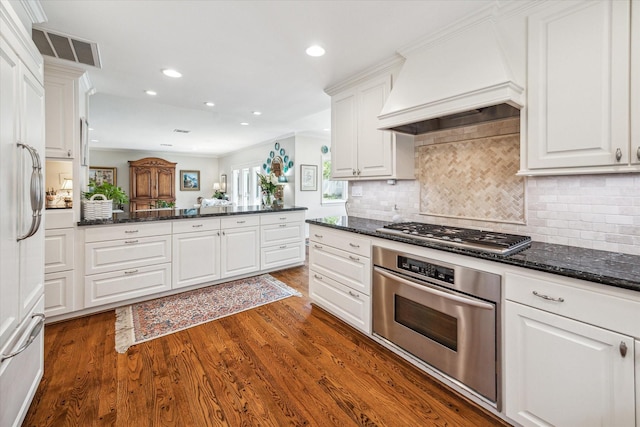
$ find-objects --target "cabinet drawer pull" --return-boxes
[615,148,622,162]
[532,290,564,303]
[349,243,360,248]
[279,245,287,249]
[314,244,323,249]
[279,224,287,228]
[192,224,203,228]
[124,230,139,234]
[620,341,628,358]
[279,217,287,220]
[0,313,45,362]
[348,290,360,298]
[349,255,360,261]
[237,220,246,224]
[124,269,139,275]
[314,234,323,238]
[313,274,323,280]
[124,240,139,244]
[637,147,640,161]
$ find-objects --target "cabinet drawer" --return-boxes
[84,263,171,307]
[261,242,305,270]
[261,222,304,247]
[260,211,305,225]
[309,271,371,334]
[221,215,260,228]
[310,243,371,295]
[172,218,220,234]
[505,271,640,338]
[45,228,74,273]
[85,235,171,275]
[45,209,74,229]
[309,226,370,257]
[44,270,73,317]
[84,222,171,242]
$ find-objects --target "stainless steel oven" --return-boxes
[372,246,501,407]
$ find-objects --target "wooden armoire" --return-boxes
[128,157,176,211]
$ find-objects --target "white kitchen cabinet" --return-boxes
[524,0,637,174]
[44,227,74,274]
[308,225,372,333]
[83,222,172,307]
[172,218,221,289]
[220,216,260,279]
[43,271,73,317]
[504,271,638,426]
[327,72,414,180]
[44,59,90,159]
[260,212,305,271]
[44,222,75,317]
[632,0,640,166]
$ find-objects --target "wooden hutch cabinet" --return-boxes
[128,157,177,211]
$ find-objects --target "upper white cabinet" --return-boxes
[44,59,91,159]
[524,0,638,174]
[632,0,640,166]
[326,67,414,180]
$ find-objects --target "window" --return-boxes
[321,155,347,204]
[232,165,261,206]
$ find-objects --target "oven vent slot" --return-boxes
[32,27,102,68]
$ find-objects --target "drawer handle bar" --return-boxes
[279,224,287,228]
[532,290,564,303]
[1,313,45,362]
[280,245,287,249]
[125,230,139,234]
[348,291,360,298]
[279,217,287,220]
[192,224,203,228]
[349,243,360,248]
[237,220,246,224]
[125,240,139,244]
[313,274,323,280]
[314,234,323,238]
[349,255,360,261]
[314,244,323,249]
[124,269,139,275]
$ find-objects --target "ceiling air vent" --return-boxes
[32,27,102,68]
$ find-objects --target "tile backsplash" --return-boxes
[346,118,640,255]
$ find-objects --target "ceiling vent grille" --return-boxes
[32,27,102,68]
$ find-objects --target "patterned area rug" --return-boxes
[114,274,301,353]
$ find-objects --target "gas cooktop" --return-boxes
[376,222,531,255]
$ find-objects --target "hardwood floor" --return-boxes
[23,259,510,426]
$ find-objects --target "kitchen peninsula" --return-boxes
[46,206,307,324]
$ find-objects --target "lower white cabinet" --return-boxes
[85,263,171,307]
[504,271,637,427]
[44,223,74,317]
[308,225,372,334]
[221,217,260,279]
[260,217,305,271]
[172,219,221,289]
[43,271,73,317]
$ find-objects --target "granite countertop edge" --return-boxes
[78,206,308,226]
[306,216,640,293]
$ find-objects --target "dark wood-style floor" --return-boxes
[23,257,510,426]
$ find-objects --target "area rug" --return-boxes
[114,274,301,353]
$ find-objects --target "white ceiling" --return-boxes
[36,0,493,156]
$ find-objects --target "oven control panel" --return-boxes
[397,256,454,284]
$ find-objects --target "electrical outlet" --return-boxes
[351,185,363,197]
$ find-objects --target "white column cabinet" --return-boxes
[220,216,260,279]
[172,219,221,289]
[524,0,636,173]
[260,212,305,271]
[44,215,75,317]
[327,69,414,181]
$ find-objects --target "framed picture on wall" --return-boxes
[180,170,200,191]
[220,174,227,192]
[300,164,317,191]
[89,166,117,186]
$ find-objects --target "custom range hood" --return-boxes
[378,17,524,135]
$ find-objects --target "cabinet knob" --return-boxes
[352,169,357,176]
[637,147,640,161]
[615,148,622,162]
[357,169,361,175]
[67,149,71,157]
[619,341,628,358]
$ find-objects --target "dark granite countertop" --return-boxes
[79,205,307,226]
[306,216,640,293]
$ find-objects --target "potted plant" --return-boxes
[84,179,129,208]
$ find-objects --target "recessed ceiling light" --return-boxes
[240,122,249,126]
[162,69,182,78]
[323,128,330,132]
[306,45,325,57]
[89,127,94,131]
[204,101,215,107]
[252,111,262,116]
[145,90,157,96]
[90,139,99,143]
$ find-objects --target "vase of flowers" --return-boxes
[257,172,278,207]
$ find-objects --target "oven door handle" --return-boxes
[374,267,495,310]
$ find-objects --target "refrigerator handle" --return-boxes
[17,142,43,242]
